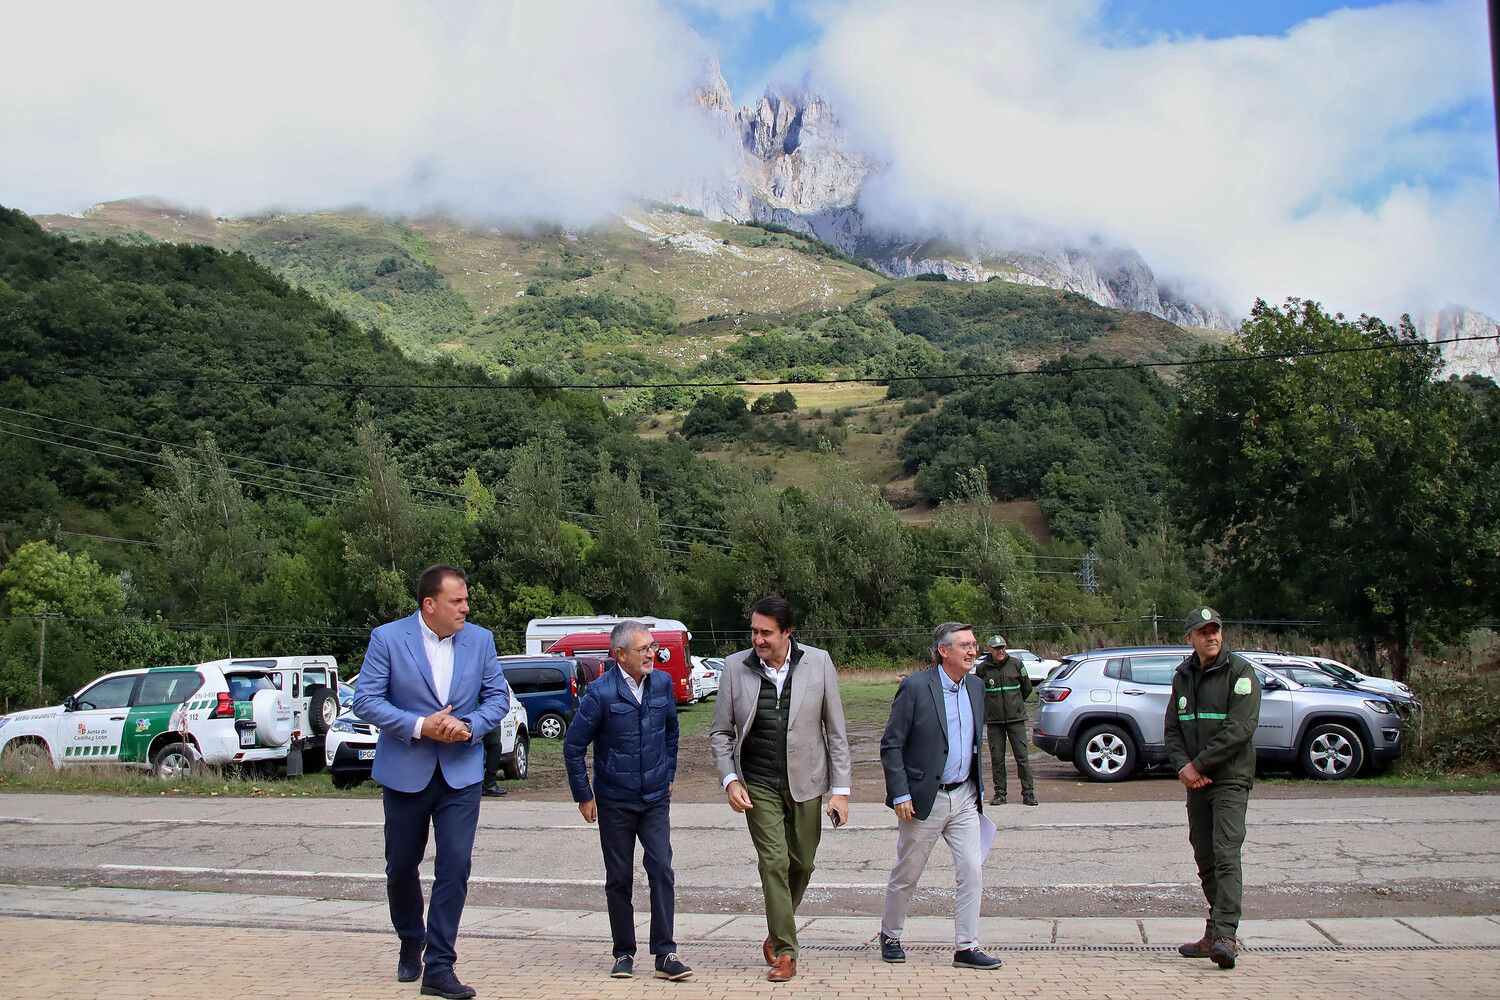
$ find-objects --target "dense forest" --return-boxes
[1,206,1496,706]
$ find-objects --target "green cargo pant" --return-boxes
[1186,783,1250,940]
[744,782,824,959]
[987,720,1034,798]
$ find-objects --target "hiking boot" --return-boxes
[1178,933,1213,958]
[1210,938,1237,970]
[879,933,906,963]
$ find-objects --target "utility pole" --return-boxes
[1079,550,1097,595]
[35,614,48,706]
[1151,603,1160,643]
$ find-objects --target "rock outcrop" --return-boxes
[676,59,1238,331]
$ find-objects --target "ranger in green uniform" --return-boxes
[977,636,1036,806]
[1164,607,1261,971]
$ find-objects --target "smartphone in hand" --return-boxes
[827,806,843,828]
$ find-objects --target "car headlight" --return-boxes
[1363,699,1394,715]
[330,718,356,733]
[1397,683,1412,694]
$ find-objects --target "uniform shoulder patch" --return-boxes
[1234,677,1252,695]
[1178,695,1187,710]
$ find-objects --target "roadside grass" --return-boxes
[1259,769,1500,793]
[0,763,380,797]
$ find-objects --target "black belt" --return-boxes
[938,779,970,792]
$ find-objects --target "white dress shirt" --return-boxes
[619,665,645,703]
[412,617,457,740]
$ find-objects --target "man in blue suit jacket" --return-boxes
[354,565,510,1000]
[563,621,692,982]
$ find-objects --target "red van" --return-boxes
[544,628,695,705]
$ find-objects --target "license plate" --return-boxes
[239,729,255,748]
[357,749,376,761]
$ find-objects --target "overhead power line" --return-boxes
[40,330,1498,394]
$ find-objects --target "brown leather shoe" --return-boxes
[1209,937,1237,969]
[767,954,796,982]
[762,936,775,966]
[1178,933,1213,958]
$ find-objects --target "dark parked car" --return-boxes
[499,655,582,739]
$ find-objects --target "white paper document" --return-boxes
[979,812,998,860]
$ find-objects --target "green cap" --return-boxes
[1185,606,1222,633]
[988,634,1006,649]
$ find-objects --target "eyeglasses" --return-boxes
[631,642,661,656]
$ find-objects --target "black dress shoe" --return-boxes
[1022,792,1039,806]
[654,952,694,981]
[482,782,507,797]
[879,933,906,963]
[610,955,634,978]
[953,948,1003,970]
[397,940,423,982]
[421,969,477,998]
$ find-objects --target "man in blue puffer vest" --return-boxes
[564,620,692,982]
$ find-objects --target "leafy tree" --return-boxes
[751,390,798,415]
[150,435,265,640]
[1170,299,1500,680]
[0,540,124,618]
[586,459,671,614]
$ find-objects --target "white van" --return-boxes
[523,615,690,655]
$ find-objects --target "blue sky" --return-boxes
[683,1,1442,100]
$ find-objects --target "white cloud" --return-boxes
[0,0,729,227]
[810,0,1500,319]
[1,0,1494,322]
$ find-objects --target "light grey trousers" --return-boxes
[880,780,983,950]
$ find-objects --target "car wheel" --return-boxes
[151,742,196,780]
[537,713,567,740]
[305,685,338,735]
[330,772,364,790]
[1,739,54,775]
[1300,722,1366,779]
[1074,724,1138,782]
[503,735,529,780]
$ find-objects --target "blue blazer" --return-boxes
[352,612,510,793]
[563,664,678,806]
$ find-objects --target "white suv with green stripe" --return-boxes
[0,664,293,778]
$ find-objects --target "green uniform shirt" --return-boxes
[977,653,1032,724]
[1164,649,1262,788]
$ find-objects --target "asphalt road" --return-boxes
[2,791,1496,919]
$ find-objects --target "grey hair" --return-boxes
[609,619,652,656]
[931,621,974,663]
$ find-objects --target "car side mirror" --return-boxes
[656,648,671,664]
[1262,677,1283,691]
[62,695,77,712]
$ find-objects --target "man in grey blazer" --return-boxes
[709,595,851,983]
[878,621,1003,971]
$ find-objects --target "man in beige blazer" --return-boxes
[709,595,851,983]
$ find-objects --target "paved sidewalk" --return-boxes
[2,885,1499,998]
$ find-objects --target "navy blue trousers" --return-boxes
[383,769,482,974]
[597,797,676,959]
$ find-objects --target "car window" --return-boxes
[503,666,567,694]
[1126,655,1179,686]
[1288,668,1338,688]
[74,674,139,710]
[226,673,276,701]
[303,668,328,687]
[134,671,204,707]
[1102,658,1125,679]
[1320,661,1357,681]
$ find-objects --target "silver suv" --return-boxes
[1032,646,1403,782]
